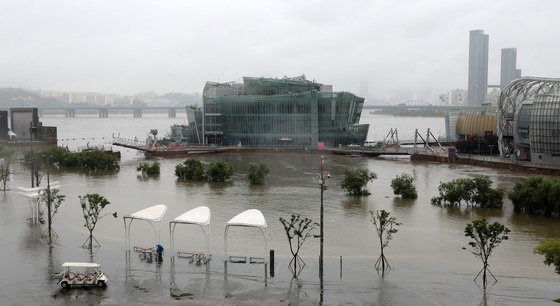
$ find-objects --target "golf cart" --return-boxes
[55,262,108,288]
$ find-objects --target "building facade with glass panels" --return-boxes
[202,76,368,148]
[529,95,560,164]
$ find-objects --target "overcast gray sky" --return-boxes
[1,0,559,99]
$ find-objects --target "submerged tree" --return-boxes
[137,161,160,176]
[41,187,66,243]
[464,219,510,288]
[391,173,417,199]
[431,175,504,208]
[279,214,318,278]
[79,193,117,249]
[248,163,269,185]
[0,145,15,192]
[341,168,377,196]
[534,238,560,274]
[207,160,234,182]
[370,209,401,275]
[175,158,206,181]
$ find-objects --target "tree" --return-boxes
[464,219,510,288]
[137,161,160,176]
[79,193,117,249]
[78,150,120,171]
[279,214,318,278]
[248,163,269,185]
[340,168,377,195]
[41,187,66,243]
[391,173,417,199]
[534,238,560,274]
[175,158,206,180]
[207,160,234,182]
[508,176,560,217]
[370,209,401,275]
[431,175,504,208]
[0,145,15,192]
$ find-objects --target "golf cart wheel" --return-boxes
[60,282,69,289]
[97,281,105,288]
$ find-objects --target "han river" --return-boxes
[0,112,559,305]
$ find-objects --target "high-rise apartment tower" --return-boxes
[467,30,489,106]
[500,48,519,90]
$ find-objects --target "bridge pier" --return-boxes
[133,109,142,118]
[65,109,76,118]
[168,109,176,118]
[99,108,109,118]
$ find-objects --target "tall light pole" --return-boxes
[319,156,325,279]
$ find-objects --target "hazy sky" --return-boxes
[1,0,559,99]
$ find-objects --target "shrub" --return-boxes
[431,175,504,208]
[508,176,560,217]
[137,161,160,175]
[79,150,120,171]
[534,238,560,274]
[207,160,234,182]
[391,173,417,199]
[175,158,206,181]
[340,168,377,196]
[248,163,269,185]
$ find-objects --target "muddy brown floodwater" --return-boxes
[0,114,559,305]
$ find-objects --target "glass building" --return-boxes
[467,30,489,106]
[201,76,368,148]
[508,94,560,164]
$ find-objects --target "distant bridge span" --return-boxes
[363,105,494,110]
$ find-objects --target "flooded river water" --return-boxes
[1,113,559,305]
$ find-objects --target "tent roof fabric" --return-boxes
[128,204,168,222]
[173,206,210,225]
[226,209,267,229]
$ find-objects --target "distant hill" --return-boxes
[0,88,65,108]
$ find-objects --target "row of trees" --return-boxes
[340,170,418,199]
[174,158,269,185]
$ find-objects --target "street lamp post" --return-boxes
[319,156,325,280]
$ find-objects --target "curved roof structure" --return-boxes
[123,204,168,249]
[169,206,211,254]
[226,209,267,228]
[497,77,560,155]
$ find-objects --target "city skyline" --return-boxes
[1,1,559,99]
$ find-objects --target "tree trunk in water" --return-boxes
[89,232,93,250]
[483,263,487,288]
[381,248,385,273]
[47,202,52,243]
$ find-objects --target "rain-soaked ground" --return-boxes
[1,115,559,305]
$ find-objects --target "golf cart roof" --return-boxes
[62,262,101,268]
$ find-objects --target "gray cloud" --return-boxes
[1,0,559,99]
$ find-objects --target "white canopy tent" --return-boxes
[123,204,168,250]
[224,209,268,264]
[17,182,62,223]
[169,206,211,255]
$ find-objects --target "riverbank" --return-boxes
[411,152,560,176]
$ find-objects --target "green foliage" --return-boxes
[23,146,119,172]
[248,163,269,185]
[431,175,504,208]
[391,173,418,199]
[207,160,234,182]
[508,176,560,217]
[534,238,560,274]
[464,219,510,287]
[137,161,160,175]
[175,158,206,180]
[340,168,377,195]
[0,145,15,160]
[78,150,120,171]
[370,209,401,273]
[79,193,117,249]
[279,214,318,277]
